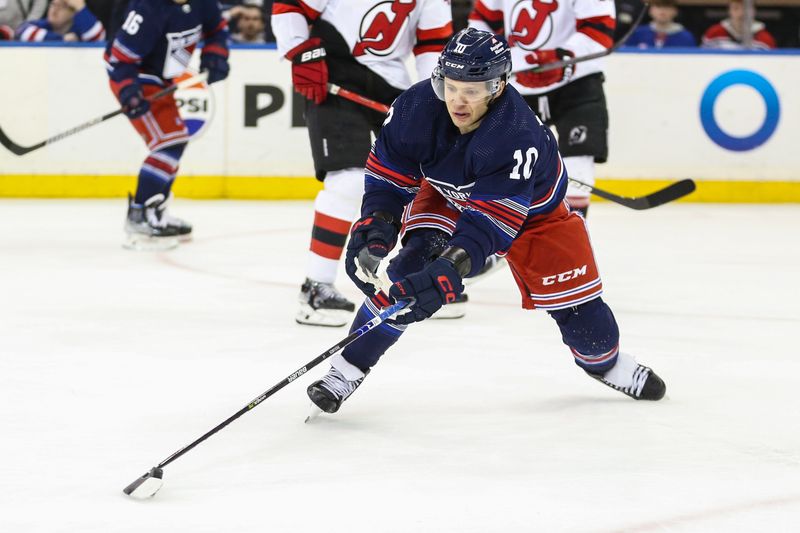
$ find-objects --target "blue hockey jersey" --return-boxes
[362,81,568,277]
[16,7,105,42]
[626,23,696,49]
[104,0,228,85]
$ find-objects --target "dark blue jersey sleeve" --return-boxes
[200,0,229,55]
[361,94,425,221]
[447,144,538,276]
[105,0,165,82]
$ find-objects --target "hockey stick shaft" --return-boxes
[124,299,406,491]
[0,71,208,156]
[328,83,391,114]
[526,2,649,73]
[570,177,696,210]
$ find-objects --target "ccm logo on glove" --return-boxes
[436,276,456,303]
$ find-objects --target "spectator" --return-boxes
[627,0,696,48]
[702,0,776,50]
[230,1,267,43]
[1,0,48,40]
[15,0,105,42]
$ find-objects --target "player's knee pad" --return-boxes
[386,228,450,282]
[548,297,619,374]
[564,155,594,207]
[314,168,364,220]
[342,297,407,370]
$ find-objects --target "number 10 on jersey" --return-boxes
[510,147,538,180]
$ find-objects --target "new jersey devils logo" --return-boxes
[508,0,558,50]
[353,0,416,57]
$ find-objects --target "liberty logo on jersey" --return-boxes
[508,0,558,50]
[542,265,587,285]
[425,177,474,205]
[175,70,214,139]
[353,0,416,57]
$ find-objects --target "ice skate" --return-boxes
[431,292,468,319]
[587,352,666,401]
[307,357,368,414]
[123,193,182,251]
[296,278,356,327]
[156,192,193,242]
[463,254,506,285]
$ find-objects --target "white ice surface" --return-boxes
[1,200,798,532]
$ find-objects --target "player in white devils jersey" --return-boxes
[469,0,616,217]
[271,0,452,327]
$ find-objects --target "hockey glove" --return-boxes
[286,37,328,104]
[515,49,575,89]
[345,212,400,297]
[0,25,13,41]
[118,82,150,119]
[389,257,464,325]
[200,46,230,84]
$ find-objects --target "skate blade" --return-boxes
[295,304,350,327]
[305,404,324,423]
[123,234,179,251]
[177,234,193,243]
[431,302,466,320]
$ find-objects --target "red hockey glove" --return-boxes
[515,48,575,89]
[286,38,328,104]
[389,257,465,325]
[0,25,13,40]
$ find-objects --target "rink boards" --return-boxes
[0,43,798,202]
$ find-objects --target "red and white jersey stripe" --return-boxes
[272,0,453,90]
[469,0,615,94]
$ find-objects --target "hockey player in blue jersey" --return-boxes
[306,28,666,414]
[104,0,229,249]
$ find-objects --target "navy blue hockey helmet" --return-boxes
[431,28,512,101]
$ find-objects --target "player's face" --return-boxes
[443,78,494,134]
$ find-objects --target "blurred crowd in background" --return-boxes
[1,0,799,49]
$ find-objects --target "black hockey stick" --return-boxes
[523,2,649,74]
[571,177,696,210]
[0,72,208,156]
[123,299,407,500]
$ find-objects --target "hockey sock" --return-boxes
[563,155,594,215]
[306,168,364,283]
[340,297,407,371]
[548,297,620,375]
[134,143,186,204]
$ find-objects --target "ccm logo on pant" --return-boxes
[542,265,587,286]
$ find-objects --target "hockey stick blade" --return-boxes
[578,178,696,210]
[123,467,164,500]
[0,126,41,156]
